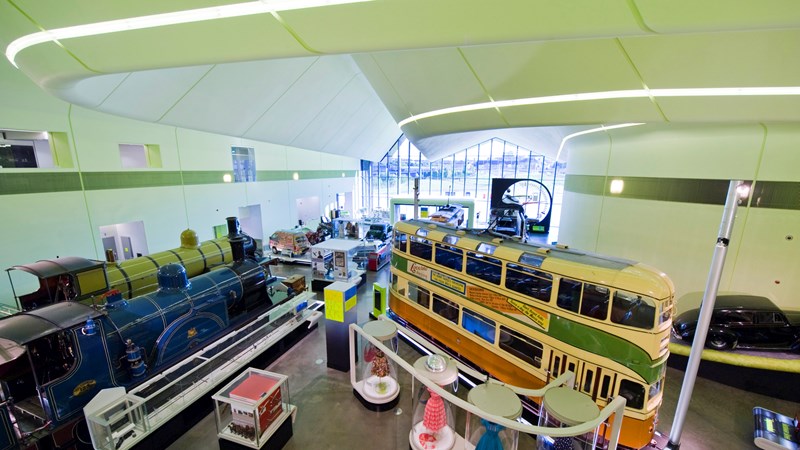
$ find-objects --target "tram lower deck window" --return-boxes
[462,308,496,344]
[432,294,459,324]
[618,379,645,410]
[408,283,430,309]
[499,326,543,368]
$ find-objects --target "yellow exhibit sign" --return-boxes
[507,298,550,331]
[325,289,344,322]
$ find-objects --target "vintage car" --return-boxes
[365,223,392,242]
[672,294,800,351]
[268,229,310,256]
[428,204,465,227]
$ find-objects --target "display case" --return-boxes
[466,382,521,450]
[410,355,461,450]
[353,320,400,411]
[213,368,295,450]
[536,387,601,450]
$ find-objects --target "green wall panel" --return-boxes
[0,172,82,195]
[81,171,183,190]
[1,169,357,195]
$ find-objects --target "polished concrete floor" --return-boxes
[167,263,799,450]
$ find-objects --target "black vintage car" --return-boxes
[672,294,800,351]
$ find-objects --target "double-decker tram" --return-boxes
[388,219,674,449]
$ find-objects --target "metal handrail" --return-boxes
[349,322,626,447]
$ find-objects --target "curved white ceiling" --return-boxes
[2,0,800,161]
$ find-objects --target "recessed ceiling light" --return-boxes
[5,0,372,67]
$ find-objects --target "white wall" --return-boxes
[0,62,362,306]
[560,123,800,313]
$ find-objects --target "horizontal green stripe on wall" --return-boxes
[82,171,183,190]
[0,172,82,195]
[566,175,731,205]
[257,170,358,181]
[751,181,800,210]
[566,175,800,210]
[1,169,357,195]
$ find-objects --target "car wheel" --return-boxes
[706,334,734,350]
[271,246,278,254]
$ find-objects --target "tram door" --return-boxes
[547,350,583,387]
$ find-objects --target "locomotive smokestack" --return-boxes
[230,236,246,262]
[226,217,241,238]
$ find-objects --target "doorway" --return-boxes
[98,220,148,262]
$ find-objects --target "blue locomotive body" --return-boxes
[0,243,294,447]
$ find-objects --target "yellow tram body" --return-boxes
[388,219,674,449]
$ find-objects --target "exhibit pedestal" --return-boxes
[324,281,358,372]
[218,412,293,450]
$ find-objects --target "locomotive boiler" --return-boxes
[0,233,296,448]
[5,216,259,314]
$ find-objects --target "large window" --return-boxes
[232,146,255,182]
[362,135,564,237]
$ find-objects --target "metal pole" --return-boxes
[413,178,420,219]
[667,180,745,449]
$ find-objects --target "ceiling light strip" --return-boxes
[398,87,800,128]
[555,123,644,162]
[5,0,371,67]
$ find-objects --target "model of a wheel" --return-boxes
[271,246,278,254]
[706,334,735,350]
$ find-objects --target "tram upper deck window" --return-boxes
[477,243,497,255]
[432,294,459,324]
[466,252,502,285]
[394,232,407,252]
[443,234,459,245]
[556,278,582,313]
[462,308,496,344]
[659,300,673,325]
[410,236,433,260]
[580,284,610,320]
[505,263,552,302]
[649,377,664,401]
[618,379,645,410]
[435,243,463,271]
[499,326,543,368]
[518,252,545,268]
[610,291,656,330]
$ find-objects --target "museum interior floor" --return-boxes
[166,263,799,450]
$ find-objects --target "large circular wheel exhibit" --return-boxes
[489,178,553,236]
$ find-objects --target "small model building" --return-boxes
[228,373,283,440]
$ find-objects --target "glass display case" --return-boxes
[410,354,460,450]
[84,388,149,450]
[466,382,522,450]
[536,387,601,450]
[353,320,400,410]
[213,368,294,449]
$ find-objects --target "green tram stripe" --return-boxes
[391,252,663,383]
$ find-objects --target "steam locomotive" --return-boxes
[0,228,302,449]
[6,217,259,314]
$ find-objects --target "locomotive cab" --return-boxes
[5,257,108,312]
